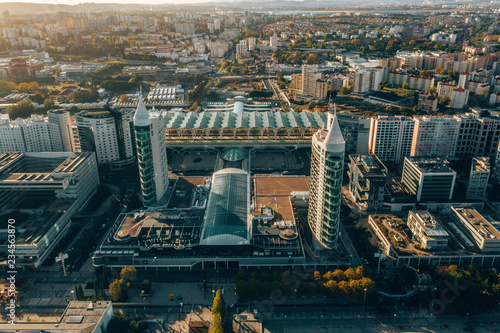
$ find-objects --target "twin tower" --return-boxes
[133,95,346,250]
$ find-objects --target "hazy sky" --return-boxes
[0,0,217,3]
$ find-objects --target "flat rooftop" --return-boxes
[472,157,490,173]
[0,152,92,183]
[350,154,387,178]
[253,175,310,222]
[406,158,455,174]
[452,207,500,240]
[411,211,449,237]
[5,301,112,332]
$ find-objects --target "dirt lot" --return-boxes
[254,175,310,195]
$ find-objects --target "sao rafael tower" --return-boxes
[134,91,169,207]
[308,105,345,250]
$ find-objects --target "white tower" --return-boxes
[308,104,346,250]
[134,92,169,207]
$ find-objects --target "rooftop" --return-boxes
[452,207,500,240]
[200,168,250,246]
[472,157,490,173]
[4,301,112,332]
[411,211,449,237]
[406,157,455,174]
[350,154,388,178]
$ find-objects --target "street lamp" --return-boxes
[431,287,437,311]
[212,289,215,298]
[393,313,397,324]
[294,289,297,310]
[466,312,469,323]
[363,288,367,312]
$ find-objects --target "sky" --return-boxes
[0,0,220,4]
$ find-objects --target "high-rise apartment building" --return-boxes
[368,115,415,163]
[466,157,490,201]
[0,114,64,153]
[337,112,371,156]
[455,112,500,159]
[411,116,460,158]
[308,110,345,250]
[47,110,76,152]
[75,107,135,166]
[134,95,169,207]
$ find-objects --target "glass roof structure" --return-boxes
[220,148,248,162]
[164,111,328,130]
[200,168,250,246]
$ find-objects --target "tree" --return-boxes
[402,82,409,90]
[119,94,130,103]
[109,279,128,302]
[106,311,131,333]
[211,290,226,332]
[75,284,84,300]
[306,53,320,64]
[44,99,54,109]
[141,279,151,294]
[378,81,388,90]
[206,91,219,100]
[340,86,353,95]
[29,81,39,92]
[71,89,99,103]
[17,82,30,92]
[120,267,137,287]
[30,93,44,104]
[6,99,35,119]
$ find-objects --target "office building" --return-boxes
[407,211,449,250]
[337,112,371,156]
[411,116,460,158]
[368,115,415,163]
[0,152,99,268]
[348,154,388,211]
[0,114,63,153]
[134,94,169,207]
[451,207,500,252]
[47,109,76,152]
[466,157,490,201]
[401,157,456,202]
[4,301,113,333]
[308,110,345,250]
[75,107,135,167]
[455,111,500,159]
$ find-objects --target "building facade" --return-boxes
[348,154,388,211]
[411,116,460,158]
[407,211,449,250]
[368,115,415,163]
[47,109,76,152]
[75,107,135,166]
[466,157,490,201]
[0,114,64,153]
[308,111,345,250]
[134,94,169,207]
[401,157,456,202]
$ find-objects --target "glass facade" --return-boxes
[309,142,344,249]
[135,124,156,206]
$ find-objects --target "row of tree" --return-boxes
[109,267,137,302]
[235,267,376,300]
